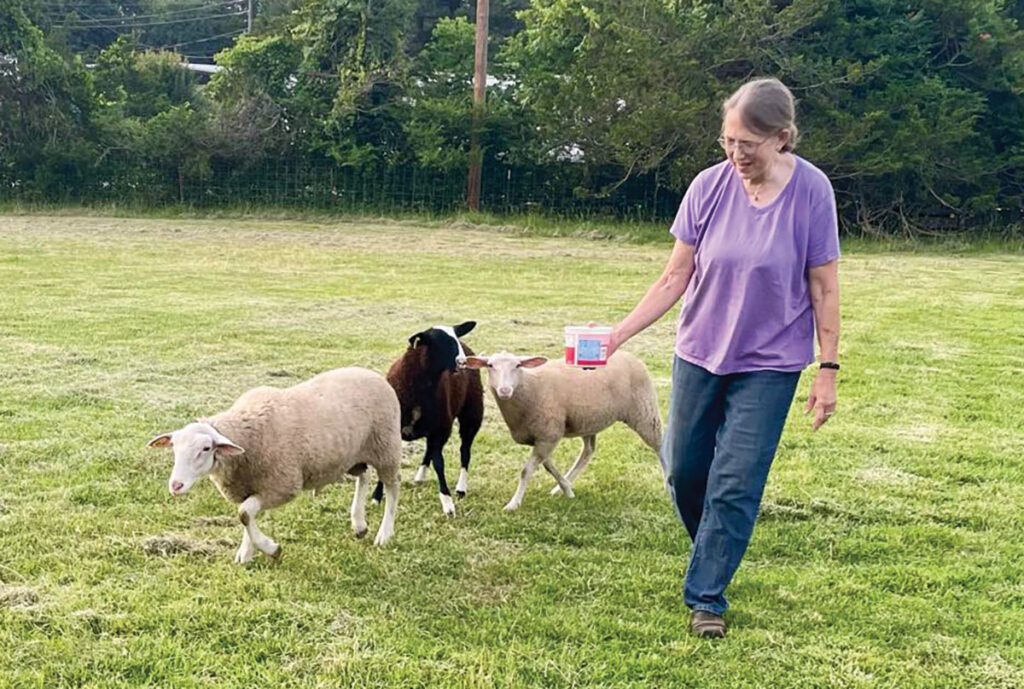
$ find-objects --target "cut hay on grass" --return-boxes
[1,214,1022,688]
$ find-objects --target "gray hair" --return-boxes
[723,78,799,153]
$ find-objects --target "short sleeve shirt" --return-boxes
[669,156,840,374]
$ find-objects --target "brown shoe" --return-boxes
[691,611,726,638]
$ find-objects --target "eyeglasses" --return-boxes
[717,135,771,155]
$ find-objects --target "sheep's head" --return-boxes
[407,321,476,375]
[147,422,244,496]
[464,352,547,400]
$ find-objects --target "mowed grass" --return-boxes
[1,214,1023,688]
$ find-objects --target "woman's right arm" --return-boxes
[608,240,696,355]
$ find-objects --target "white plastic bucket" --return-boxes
[564,326,612,367]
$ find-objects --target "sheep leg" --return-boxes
[350,471,370,539]
[505,441,558,511]
[455,431,474,499]
[234,528,256,564]
[237,496,281,561]
[455,463,470,499]
[373,478,400,546]
[456,397,483,498]
[550,435,596,496]
[541,457,575,499]
[427,433,456,516]
[414,449,431,483]
[371,480,384,505]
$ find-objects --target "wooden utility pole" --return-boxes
[466,0,489,211]
[247,0,254,33]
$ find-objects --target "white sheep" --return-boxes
[148,367,401,562]
[465,351,662,511]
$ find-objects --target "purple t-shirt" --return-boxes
[669,156,840,374]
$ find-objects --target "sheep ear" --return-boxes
[408,331,427,347]
[212,430,244,455]
[518,357,548,369]
[453,321,476,337]
[463,356,489,369]
[148,433,173,448]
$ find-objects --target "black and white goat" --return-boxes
[372,322,484,516]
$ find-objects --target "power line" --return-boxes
[35,0,228,7]
[60,5,121,37]
[61,9,246,30]
[51,1,241,24]
[154,28,245,49]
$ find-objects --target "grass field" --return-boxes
[1,214,1023,688]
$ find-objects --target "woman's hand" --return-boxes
[805,369,837,431]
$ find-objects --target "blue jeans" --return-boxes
[661,356,800,616]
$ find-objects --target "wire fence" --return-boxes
[0,156,684,221]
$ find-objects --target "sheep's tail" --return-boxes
[629,375,662,454]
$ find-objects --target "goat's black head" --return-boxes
[407,321,476,375]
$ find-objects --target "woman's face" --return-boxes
[720,107,785,182]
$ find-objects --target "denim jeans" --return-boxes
[661,356,801,616]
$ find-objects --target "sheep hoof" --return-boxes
[503,501,520,512]
[456,490,466,499]
[373,529,393,546]
[354,527,368,539]
[370,498,381,506]
[440,494,456,517]
[234,547,255,565]
[267,544,283,561]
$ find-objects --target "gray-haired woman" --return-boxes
[608,78,841,637]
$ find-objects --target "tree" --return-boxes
[1,0,97,198]
[505,0,718,198]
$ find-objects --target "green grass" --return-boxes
[5,201,1021,250]
[1,214,1023,688]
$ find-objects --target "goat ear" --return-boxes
[408,331,427,347]
[212,430,244,455]
[148,433,173,448]
[463,356,489,369]
[453,321,476,337]
[518,357,548,369]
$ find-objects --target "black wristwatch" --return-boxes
[819,361,840,371]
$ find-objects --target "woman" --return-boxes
[607,78,841,638]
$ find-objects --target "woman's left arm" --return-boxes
[806,259,840,430]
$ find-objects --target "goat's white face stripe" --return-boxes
[434,325,467,365]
